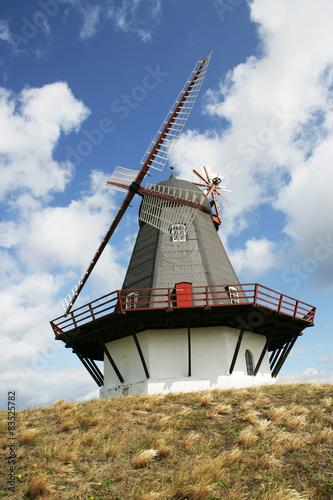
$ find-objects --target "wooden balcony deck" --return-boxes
[51,283,315,337]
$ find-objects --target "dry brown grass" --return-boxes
[310,428,333,446]
[103,438,123,459]
[284,414,307,430]
[200,393,212,406]
[18,428,38,444]
[132,449,158,468]
[184,432,202,451]
[237,427,259,447]
[25,475,50,498]
[242,411,259,425]
[156,443,171,459]
[157,415,170,428]
[267,405,287,421]
[0,383,332,499]
[0,438,9,450]
[256,418,271,436]
[214,403,232,414]
[51,398,66,407]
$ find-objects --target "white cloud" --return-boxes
[0,20,11,43]
[1,1,163,59]
[0,250,19,284]
[317,351,333,365]
[279,367,333,384]
[19,172,114,270]
[106,0,162,42]
[0,271,60,336]
[0,363,98,410]
[229,237,276,277]
[0,221,21,248]
[76,388,99,403]
[67,0,162,42]
[15,170,127,297]
[0,82,90,200]
[78,4,102,39]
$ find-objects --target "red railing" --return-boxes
[50,283,316,335]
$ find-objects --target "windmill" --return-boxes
[51,54,315,398]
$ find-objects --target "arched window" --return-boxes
[245,350,254,376]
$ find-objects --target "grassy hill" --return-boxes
[1,383,332,499]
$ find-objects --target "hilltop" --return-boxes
[0,383,332,499]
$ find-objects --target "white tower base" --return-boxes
[100,326,275,399]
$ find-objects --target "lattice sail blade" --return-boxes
[105,166,140,192]
[141,52,212,172]
[139,184,206,235]
[139,196,198,235]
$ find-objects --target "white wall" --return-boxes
[148,329,188,378]
[103,325,272,397]
[190,327,229,376]
[104,332,149,386]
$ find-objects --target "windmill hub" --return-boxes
[213,177,221,186]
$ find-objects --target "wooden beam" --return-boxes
[272,336,298,377]
[101,342,124,383]
[253,327,276,376]
[132,332,150,379]
[76,353,103,387]
[229,328,244,374]
[270,347,282,372]
[85,358,104,386]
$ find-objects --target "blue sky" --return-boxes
[1,0,332,409]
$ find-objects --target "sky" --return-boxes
[0,0,332,410]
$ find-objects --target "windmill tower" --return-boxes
[51,54,316,398]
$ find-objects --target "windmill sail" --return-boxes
[62,53,212,315]
[141,53,212,172]
[139,184,206,236]
[105,167,139,192]
[105,53,212,189]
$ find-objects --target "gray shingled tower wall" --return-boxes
[122,173,240,291]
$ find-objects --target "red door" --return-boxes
[176,282,192,307]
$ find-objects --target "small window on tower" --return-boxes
[125,292,138,310]
[245,350,254,376]
[227,286,239,304]
[170,224,186,242]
